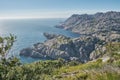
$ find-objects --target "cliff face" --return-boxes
[56,11,120,41]
[20,33,101,62]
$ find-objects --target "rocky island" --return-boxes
[20,11,120,63]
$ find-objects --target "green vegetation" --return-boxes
[0,35,120,80]
[57,36,72,44]
[0,34,16,57]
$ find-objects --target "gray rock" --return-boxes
[20,33,100,63]
[56,11,120,42]
[43,32,61,39]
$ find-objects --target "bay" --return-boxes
[0,18,79,63]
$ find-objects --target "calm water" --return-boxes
[0,18,79,63]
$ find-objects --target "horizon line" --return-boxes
[0,17,67,20]
[0,10,119,20]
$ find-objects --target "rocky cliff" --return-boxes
[20,33,102,62]
[56,11,120,42]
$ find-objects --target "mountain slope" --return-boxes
[1,42,120,80]
[20,33,101,63]
[56,11,120,41]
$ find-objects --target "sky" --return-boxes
[0,0,120,19]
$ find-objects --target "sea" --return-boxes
[0,18,79,63]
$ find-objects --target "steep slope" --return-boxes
[53,42,120,80]
[56,11,120,41]
[1,35,120,80]
[20,33,101,62]
[1,42,120,80]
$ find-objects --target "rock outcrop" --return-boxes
[43,32,61,39]
[20,33,101,62]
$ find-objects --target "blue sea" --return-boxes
[0,18,79,63]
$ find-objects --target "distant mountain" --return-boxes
[56,11,120,41]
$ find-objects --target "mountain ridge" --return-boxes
[56,11,120,42]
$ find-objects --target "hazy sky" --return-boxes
[0,0,120,19]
